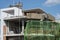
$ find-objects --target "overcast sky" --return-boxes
[0,0,60,19]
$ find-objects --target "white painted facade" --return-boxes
[0,7,24,40]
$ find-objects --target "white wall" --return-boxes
[0,7,24,40]
[14,7,23,16]
[0,9,7,40]
[1,7,23,26]
[1,7,23,17]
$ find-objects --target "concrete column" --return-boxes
[7,27,9,34]
[14,8,23,16]
[21,20,24,34]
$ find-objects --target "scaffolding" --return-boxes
[24,20,60,40]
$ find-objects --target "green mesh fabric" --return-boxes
[24,20,60,40]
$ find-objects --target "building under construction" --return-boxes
[1,2,60,40]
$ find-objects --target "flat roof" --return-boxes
[23,8,46,13]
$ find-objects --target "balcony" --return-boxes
[1,7,24,20]
[4,19,25,36]
[4,16,26,20]
[24,13,44,19]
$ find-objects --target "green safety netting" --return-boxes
[24,20,60,40]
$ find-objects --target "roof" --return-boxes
[23,8,55,21]
[47,14,55,21]
[23,8,45,13]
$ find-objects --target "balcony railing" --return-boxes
[6,30,24,36]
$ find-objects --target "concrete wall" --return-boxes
[14,8,23,16]
[47,14,55,21]
[1,7,23,40]
[1,7,23,17]
[25,13,44,20]
[1,7,55,40]
[24,12,55,21]
[3,25,7,40]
